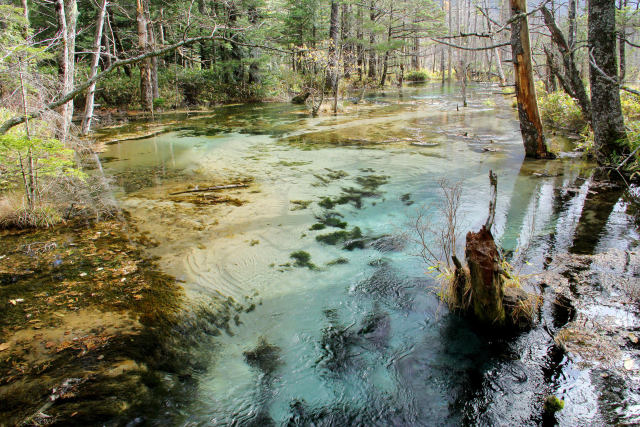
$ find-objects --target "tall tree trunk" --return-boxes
[55,0,77,144]
[509,0,552,158]
[440,48,445,85]
[541,7,591,123]
[21,0,29,37]
[328,0,340,90]
[568,0,576,49]
[618,0,627,82]
[149,23,159,99]
[588,0,627,166]
[447,0,453,81]
[379,6,392,87]
[81,0,108,135]
[368,0,376,78]
[137,0,152,111]
[357,5,363,80]
[101,28,112,70]
[483,0,505,85]
[341,3,352,78]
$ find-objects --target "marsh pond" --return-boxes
[1,84,639,425]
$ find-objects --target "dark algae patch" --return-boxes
[316,174,389,209]
[290,251,317,269]
[243,337,282,374]
[0,219,243,425]
[315,227,362,246]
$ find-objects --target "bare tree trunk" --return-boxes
[541,7,591,123]
[485,2,507,86]
[137,0,152,111]
[588,0,627,166]
[440,48,446,85]
[618,0,627,82]
[328,0,340,91]
[55,0,77,144]
[149,23,159,99]
[357,5,363,80]
[568,0,576,49]
[368,0,376,79]
[81,0,108,136]
[380,6,392,87]
[447,0,453,81]
[509,0,552,159]
[21,0,29,37]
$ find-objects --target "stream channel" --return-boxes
[96,83,640,426]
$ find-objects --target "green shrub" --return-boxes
[405,70,430,82]
[538,90,586,133]
[96,71,140,108]
[621,91,640,120]
[153,97,167,109]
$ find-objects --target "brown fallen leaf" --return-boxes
[0,342,10,352]
[45,341,56,349]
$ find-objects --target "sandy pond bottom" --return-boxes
[97,84,640,425]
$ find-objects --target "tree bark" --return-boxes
[55,0,77,144]
[568,0,576,49]
[509,0,552,159]
[81,0,108,135]
[618,0,627,82]
[326,0,340,92]
[368,0,376,78]
[588,0,627,165]
[137,0,152,111]
[465,226,506,326]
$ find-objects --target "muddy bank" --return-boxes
[0,219,245,425]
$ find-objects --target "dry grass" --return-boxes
[0,195,63,229]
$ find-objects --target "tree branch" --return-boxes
[431,39,511,51]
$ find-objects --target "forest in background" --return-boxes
[0,0,639,227]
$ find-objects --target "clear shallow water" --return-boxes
[99,84,639,425]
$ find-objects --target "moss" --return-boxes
[290,200,312,211]
[355,175,389,191]
[290,251,317,269]
[318,197,336,209]
[315,227,362,246]
[544,395,565,414]
[310,223,326,231]
[324,217,347,229]
[326,257,349,266]
[278,160,311,167]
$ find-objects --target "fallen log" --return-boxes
[169,183,249,196]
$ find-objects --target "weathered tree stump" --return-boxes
[465,226,506,326]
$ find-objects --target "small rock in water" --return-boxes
[624,359,635,371]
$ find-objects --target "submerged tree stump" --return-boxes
[449,171,537,330]
[465,226,506,326]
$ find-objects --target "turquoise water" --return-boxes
[100,84,639,425]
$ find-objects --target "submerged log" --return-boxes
[168,183,248,196]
